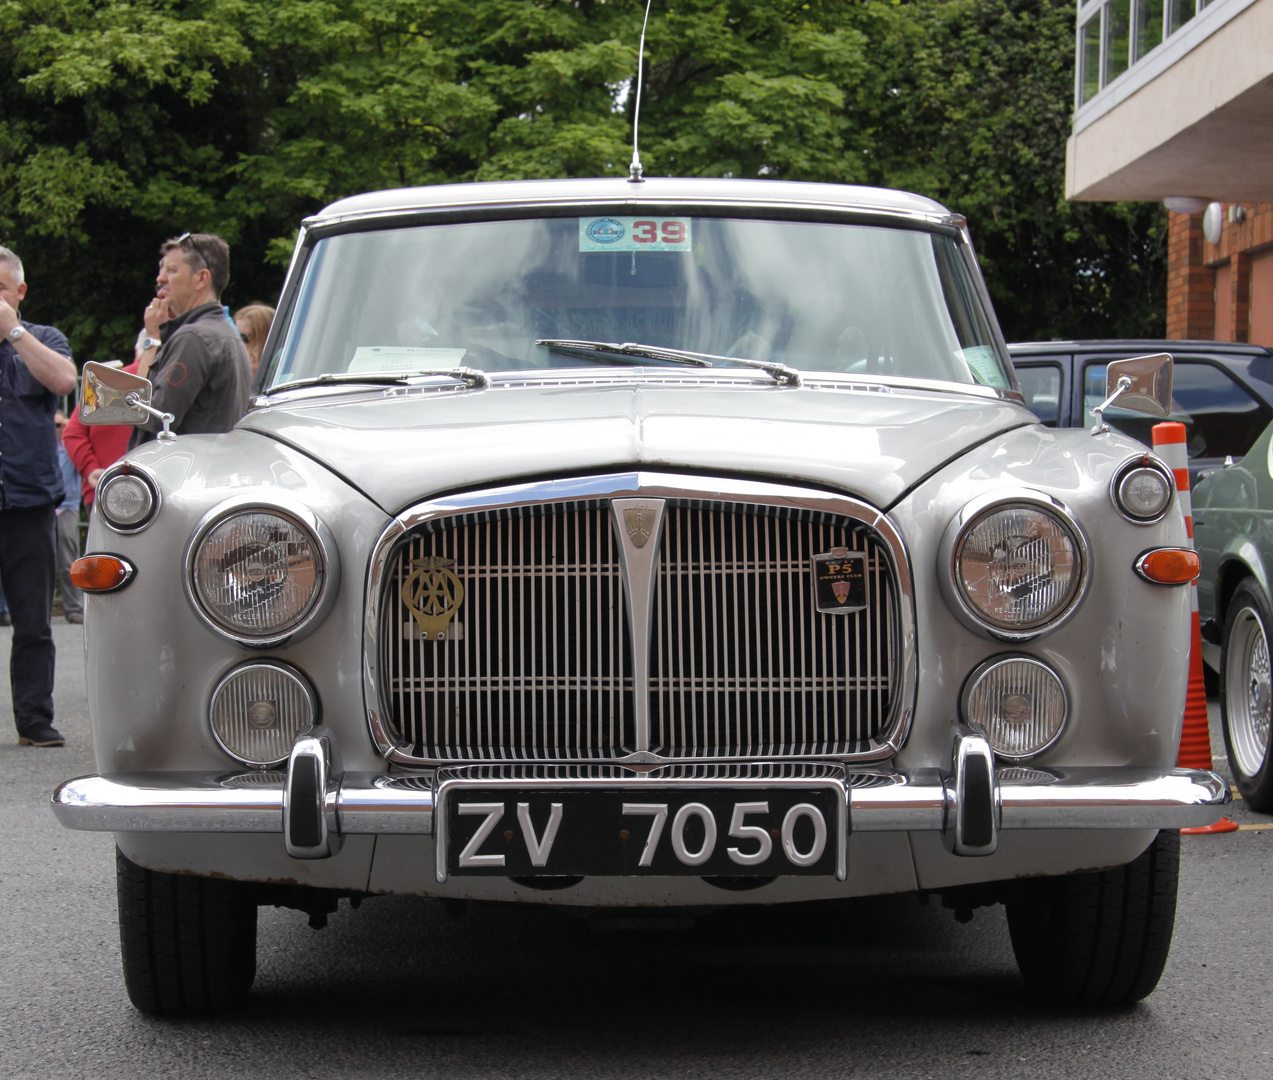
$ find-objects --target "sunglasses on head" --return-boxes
[174,232,210,270]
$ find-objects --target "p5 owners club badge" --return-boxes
[812,547,868,614]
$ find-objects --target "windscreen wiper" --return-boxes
[269,367,490,394]
[535,339,801,386]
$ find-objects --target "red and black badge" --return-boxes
[811,548,867,614]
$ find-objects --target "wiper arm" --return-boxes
[536,339,713,368]
[269,367,490,394]
[535,339,801,386]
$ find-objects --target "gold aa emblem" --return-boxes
[402,556,465,641]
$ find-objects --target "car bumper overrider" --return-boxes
[52,726,1230,881]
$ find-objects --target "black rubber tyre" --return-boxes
[116,847,257,1015]
[1219,580,1273,811]
[1005,829,1179,1006]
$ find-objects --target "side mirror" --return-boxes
[1091,352,1173,435]
[79,361,175,439]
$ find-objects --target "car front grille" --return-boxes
[377,482,904,763]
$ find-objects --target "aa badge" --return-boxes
[812,547,868,614]
[402,556,465,641]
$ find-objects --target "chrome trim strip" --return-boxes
[363,472,917,767]
[52,765,1230,837]
[937,488,1093,643]
[181,493,341,649]
[611,498,667,756]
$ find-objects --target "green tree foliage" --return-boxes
[0,0,1164,364]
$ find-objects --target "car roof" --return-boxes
[1008,339,1273,358]
[310,177,954,227]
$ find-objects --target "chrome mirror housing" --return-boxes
[79,361,175,439]
[1091,352,1173,435]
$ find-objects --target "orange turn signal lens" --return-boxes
[1134,548,1200,585]
[70,555,135,593]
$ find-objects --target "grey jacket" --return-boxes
[131,303,252,445]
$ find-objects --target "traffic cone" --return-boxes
[1152,421,1238,834]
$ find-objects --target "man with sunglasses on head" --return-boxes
[130,232,252,448]
[0,244,79,747]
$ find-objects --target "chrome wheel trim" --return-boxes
[1227,606,1273,779]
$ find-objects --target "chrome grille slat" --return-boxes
[382,497,898,761]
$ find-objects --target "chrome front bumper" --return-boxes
[53,727,1230,861]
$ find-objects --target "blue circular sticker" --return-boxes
[586,218,625,244]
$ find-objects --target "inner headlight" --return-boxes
[962,655,1069,761]
[190,509,327,642]
[950,497,1086,637]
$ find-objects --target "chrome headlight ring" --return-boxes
[183,494,340,648]
[960,653,1070,762]
[95,462,162,534]
[939,489,1091,642]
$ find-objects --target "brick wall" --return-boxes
[1168,203,1273,343]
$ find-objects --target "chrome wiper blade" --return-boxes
[535,339,713,368]
[269,367,490,394]
[535,339,801,386]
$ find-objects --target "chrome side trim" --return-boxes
[52,764,1229,837]
[363,472,917,767]
[611,498,667,757]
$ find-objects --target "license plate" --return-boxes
[441,786,843,878]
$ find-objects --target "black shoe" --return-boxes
[17,723,65,747]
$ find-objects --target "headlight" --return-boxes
[188,505,334,645]
[961,655,1068,761]
[97,469,159,532]
[944,493,1088,639]
[1112,457,1174,523]
[209,661,318,767]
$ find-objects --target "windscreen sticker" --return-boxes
[349,346,468,372]
[958,345,1009,388]
[579,216,692,252]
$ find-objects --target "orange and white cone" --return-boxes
[1152,422,1238,833]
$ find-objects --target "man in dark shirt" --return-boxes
[130,233,252,446]
[0,245,79,747]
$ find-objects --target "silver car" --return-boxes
[54,178,1227,1013]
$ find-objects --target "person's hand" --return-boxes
[144,296,170,337]
[88,468,104,488]
[0,296,18,337]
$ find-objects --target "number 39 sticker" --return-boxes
[579,216,692,253]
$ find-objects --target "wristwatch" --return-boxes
[6,325,25,344]
[141,337,162,351]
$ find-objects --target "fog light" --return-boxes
[209,661,317,767]
[961,656,1068,761]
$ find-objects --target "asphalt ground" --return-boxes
[1,621,1270,1080]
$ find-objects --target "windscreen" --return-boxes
[264,215,1011,388]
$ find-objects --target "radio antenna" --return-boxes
[628,0,654,183]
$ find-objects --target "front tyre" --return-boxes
[116,847,257,1015]
[1220,580,1273,811]
[1005,830,1179,1006]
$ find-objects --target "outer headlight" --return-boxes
[187,502,337,646]
[961,655,1069,761]
[943,492,1088,640]
[210,661,318,767]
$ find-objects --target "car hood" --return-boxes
[239,377,1033,514]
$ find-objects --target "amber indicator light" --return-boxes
[1136,548,1200,585]
[70,555,133,592]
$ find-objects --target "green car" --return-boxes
[1194,427,1273,810]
